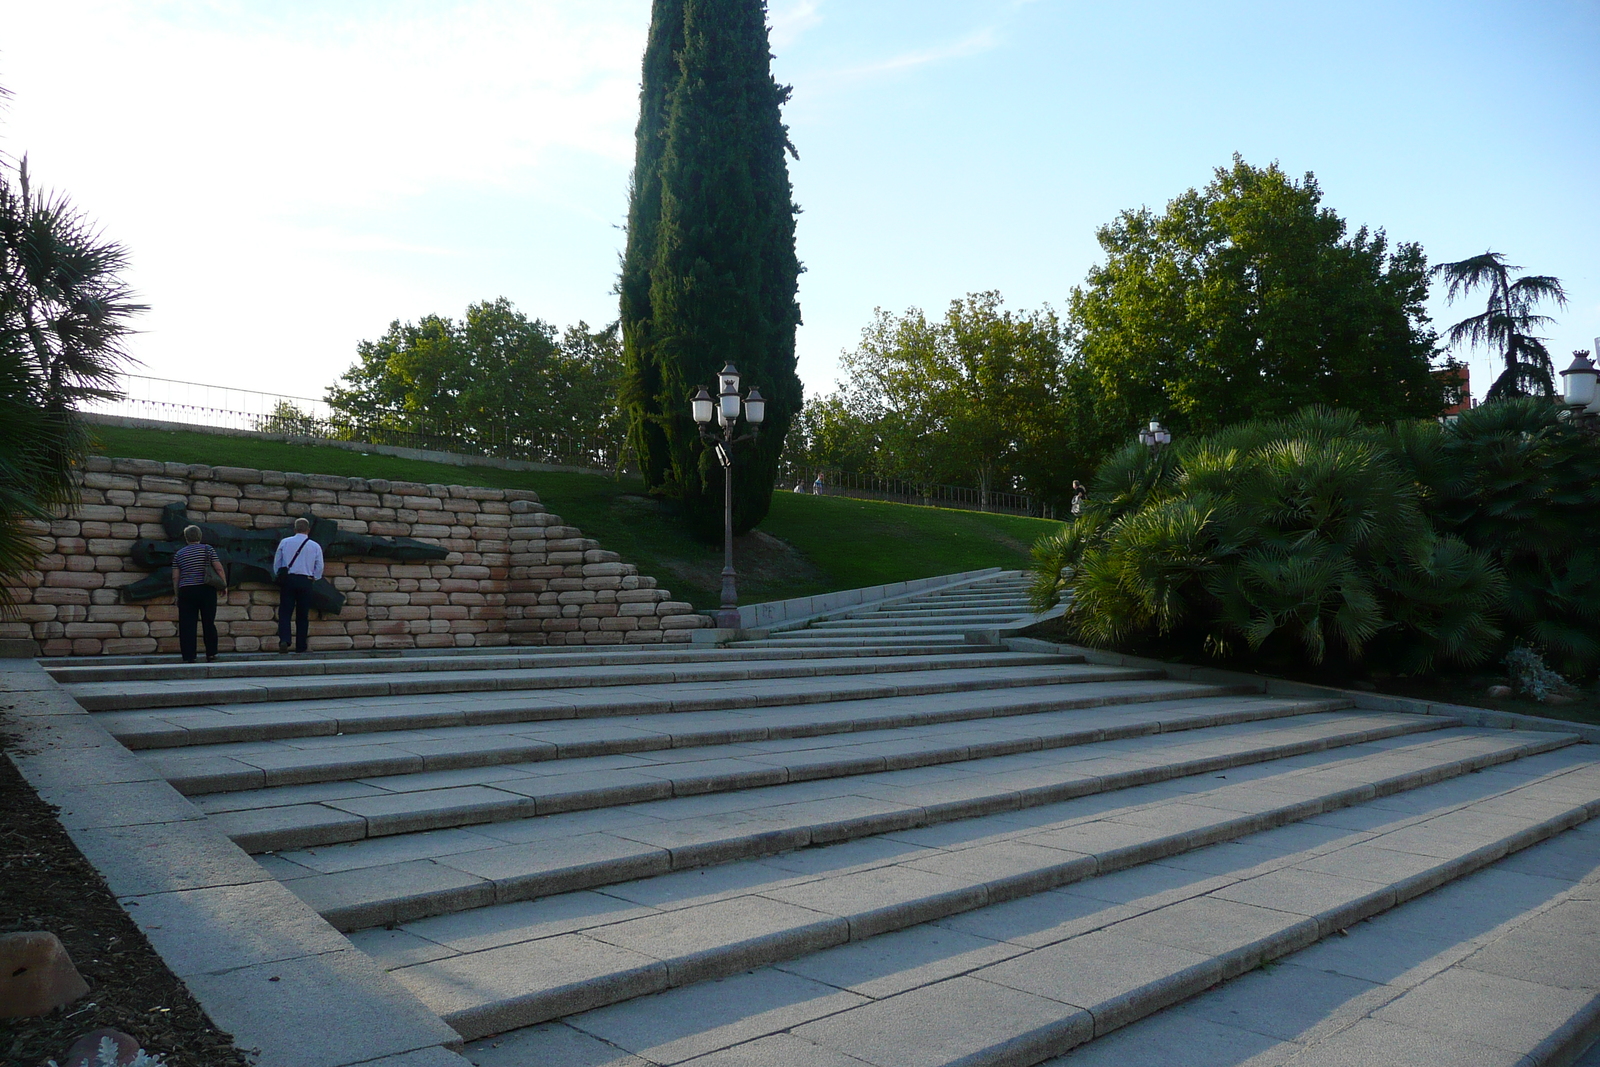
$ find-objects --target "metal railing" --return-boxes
[83,375,629,473]
[778,466,1046,517]
[84,375,1057,516]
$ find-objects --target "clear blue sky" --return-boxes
[3,0,1595,406]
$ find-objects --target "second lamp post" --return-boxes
[691,363,765,629]
[1138,419,1172,454]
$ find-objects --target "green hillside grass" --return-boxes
[90,425,1057,609]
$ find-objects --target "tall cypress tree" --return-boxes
[619,0,802,536]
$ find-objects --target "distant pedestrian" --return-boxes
[812,473,825,495]
[274,517,324,654]
[1071,480,1088,517]
[171,525,226,663]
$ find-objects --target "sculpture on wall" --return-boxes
[121,503,449,614]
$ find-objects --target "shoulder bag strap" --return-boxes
[285,534,311,571]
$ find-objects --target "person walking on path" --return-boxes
[1071,480,1088,517]
[170,524,226,663]
[273,517,324,654]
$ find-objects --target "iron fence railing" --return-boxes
[83,375,629,473]
[778,465,1049,517]
[85,375,1059,517]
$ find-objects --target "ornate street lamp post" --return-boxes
[1137,419,1172,454]
[691,363,766,629]
[1559,343,1600,433]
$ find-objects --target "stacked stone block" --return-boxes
[0,456,707,657]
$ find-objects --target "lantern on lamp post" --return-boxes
[1560,345,1600,432]
[1137,419,1172,454]
[690,363,766,629]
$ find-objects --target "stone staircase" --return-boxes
[44,569,1600,1065]
[738,571,1040,647]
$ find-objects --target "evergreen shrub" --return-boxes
[1031,408,1509,675]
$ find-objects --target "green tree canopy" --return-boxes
[619,0,802,537]
[834,292,1080,507]
[1071,156,1445,439]
[326,298,622,449]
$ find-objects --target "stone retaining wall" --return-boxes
[0,456,708,656]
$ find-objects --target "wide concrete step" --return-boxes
[770,627,1015,641]
[212,685,1346,855]
[1041,817,1600,1066]
[97,660,1152,751]
[863,596,1035,611]
[736,635,971,649]
[379,732,1596,1043]
[255,705,1447,924]
[46,642,994,685]
[142,668,1190,793]
[811,616,1029,630]
[66,649,1078,713]
[855,606,1032,619]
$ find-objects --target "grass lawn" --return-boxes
[90,424,1058,609]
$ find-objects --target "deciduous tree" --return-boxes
[839,293,1081,508]
[327,298,622,448]
[1071,157,1444,437]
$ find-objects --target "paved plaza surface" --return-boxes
[39,571,1600,1065]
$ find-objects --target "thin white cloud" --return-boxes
[769,0,823,50]
[815,27,999,86]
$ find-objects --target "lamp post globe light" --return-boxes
[1560,343,1600,431]
[690,363,766,629]
[1137,419,1172,453]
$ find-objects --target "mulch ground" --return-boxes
[0,728,251,1067]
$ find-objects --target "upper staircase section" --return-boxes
[739,570,1041,648]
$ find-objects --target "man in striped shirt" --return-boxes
[274,517,325,653]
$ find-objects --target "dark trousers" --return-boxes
[277,574,313,652]
[177,585,218,662]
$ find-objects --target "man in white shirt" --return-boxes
[274,517,325,653]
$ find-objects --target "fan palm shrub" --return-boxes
[1409,399,1600,675]
[0,145,141,609]
[1032,409,1504,675]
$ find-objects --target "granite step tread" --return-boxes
[66,650,1082,713]
[144,674,1281,794]
[385,736,1599,1043]
[211,692,1387,853]
[1040,817,1600,1067]
[46,643,992,685]
[786,619,1027,629]
[259,709,1484,927]
[810,617,1032,629]
[734,636,971,648]
[98,662,1165,751]
[857,604,1034,616]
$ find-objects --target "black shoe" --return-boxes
[277,645,290,654]
[182,657,197,663]
[206,653,217,662]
